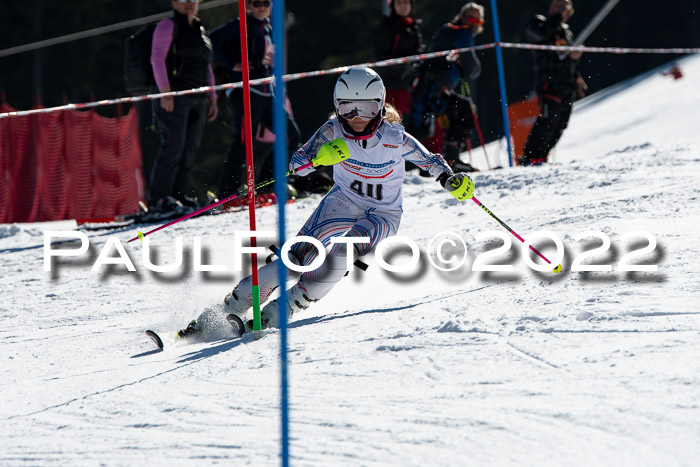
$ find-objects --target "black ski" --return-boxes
[145,330,164,350]
[226,314,246,337]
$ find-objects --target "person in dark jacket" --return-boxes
[410,3,484,171]
[148,0,218,216]
[210,0,300,198]
[520,0,587,166]
[373,0,425,119]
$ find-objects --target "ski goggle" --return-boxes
[465,16,485,26]
[176,0,199,3]
[337,100,381,121]
[250,0,271,7]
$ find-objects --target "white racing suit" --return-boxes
[237,118,451,311]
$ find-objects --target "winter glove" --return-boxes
[312,139,351,167]
[438,171,475,201]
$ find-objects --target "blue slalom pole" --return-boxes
[489,0,515,166]
[271,1,290,465]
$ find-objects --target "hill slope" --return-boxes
[1,56,699,466]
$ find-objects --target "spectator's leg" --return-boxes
[443,95,476,171]
[541,99,573,152]
[149,97,188,204]
[521,97,568,165]
[172,96,208,201]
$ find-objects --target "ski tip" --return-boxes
[552,264,563,274]
[206,190,220,203]
[138,200,149,213]
[145,330,164,350]
[226,314,246,337]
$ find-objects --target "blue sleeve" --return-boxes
[210,20,240,70]
[430,26,452,52]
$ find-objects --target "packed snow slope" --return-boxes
[2,55,700,466]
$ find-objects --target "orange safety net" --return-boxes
[507,96,540,165]
[0,104,145,223]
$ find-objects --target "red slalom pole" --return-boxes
[471,196,562,273]
[237,3,265,332]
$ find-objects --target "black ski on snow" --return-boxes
[145,330,164,350]
[144,314,246,351]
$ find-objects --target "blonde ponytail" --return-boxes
[383,103,402,124]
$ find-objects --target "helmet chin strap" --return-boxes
[338,111,384,141]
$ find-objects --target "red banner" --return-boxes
[0,104,145,223]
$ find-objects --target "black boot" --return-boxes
[176,320,202,339]
[444,144,478,172]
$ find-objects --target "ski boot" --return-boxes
[223,285,252,317]
[248,283,316,330]
[177,320,202,339]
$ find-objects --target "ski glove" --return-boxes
[312,139,351,167]
[439,171,475,201]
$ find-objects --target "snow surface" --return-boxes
[2,56,700,466]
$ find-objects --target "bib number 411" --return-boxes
[350,181,383,201]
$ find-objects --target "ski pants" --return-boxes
[522,95,573,161]
[149,94,209,204]
[237,186,402,303]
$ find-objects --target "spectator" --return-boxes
[149,0,218,217]
[373,0,425,120]
[520,0,587,166]
[411,3,485,171]
[210,0,301,198]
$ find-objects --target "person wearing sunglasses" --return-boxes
[209,0,301,198]
[147,0,218,218]
[409,3,485,172]
[520,0,587,166]
[203,66,474,330]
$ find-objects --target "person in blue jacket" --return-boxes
[410,3,485,171]
[210,0,300,197]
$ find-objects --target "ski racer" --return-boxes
[183,66,475,332]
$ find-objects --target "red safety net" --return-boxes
[0,104,145,223]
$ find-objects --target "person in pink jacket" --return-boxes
[148,0,218,218]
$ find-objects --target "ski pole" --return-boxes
[558,0,620,60]
[471,195,562,273]
[127,161,314,243]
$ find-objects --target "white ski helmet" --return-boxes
[333,66,386,120]
[333,66,386,139]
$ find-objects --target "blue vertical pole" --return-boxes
[489,0,515,166]
[271,1,289,466]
